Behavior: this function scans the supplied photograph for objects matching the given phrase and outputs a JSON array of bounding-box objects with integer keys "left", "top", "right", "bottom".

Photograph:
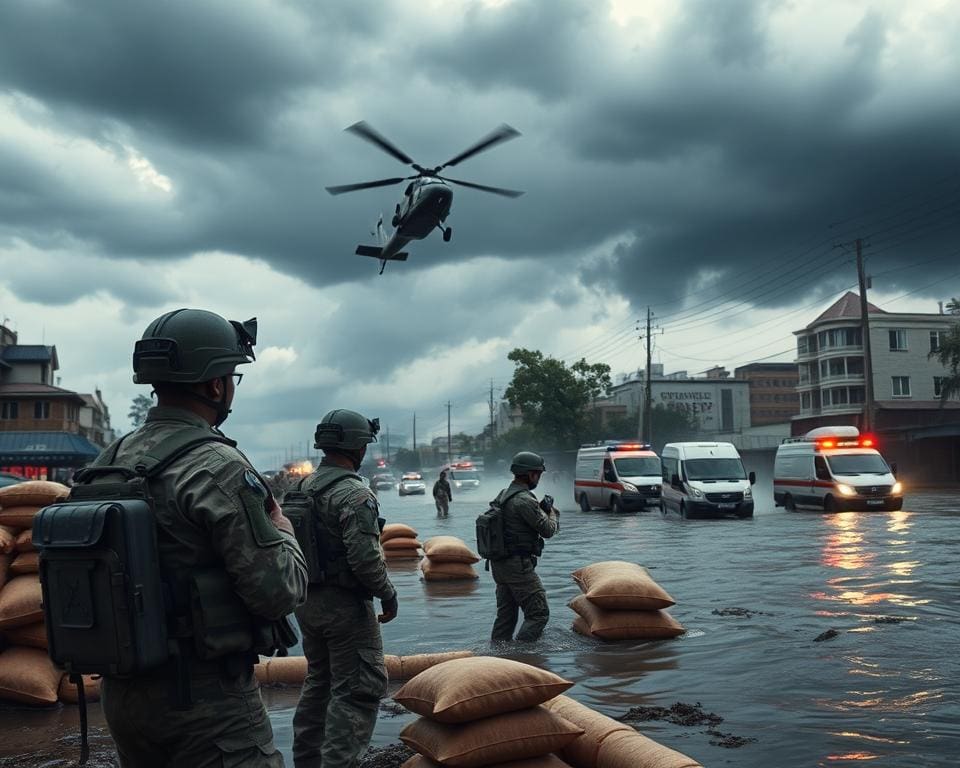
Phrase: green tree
[
  {"left": 945, "top": 297, "right": 960, "bottom": 315},
  {"left": 128, "top": 393, "right": 153, "bottom": 427},
  {"left": 584, "top": 404, "right": 699, "bottom": 448},
  {"left": 929, "top": 319, "right": 960, "bottom": 403},
  {"left": 503, "top": 349, "right": 612, "bottom": 449}
]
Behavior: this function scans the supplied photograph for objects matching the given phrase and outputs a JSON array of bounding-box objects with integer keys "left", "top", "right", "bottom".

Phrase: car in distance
[
  {"left": 449, "top": 467, "right": 481, "bottom": 491},
  {"left": 398, "top": 472, "right": 426, "bottom": 496},
  {"left": 0, "top": 471, "right": 25, "bottom": 489},
  {"left": 371, "top": 473, "right": 397, "bottom": 491}
]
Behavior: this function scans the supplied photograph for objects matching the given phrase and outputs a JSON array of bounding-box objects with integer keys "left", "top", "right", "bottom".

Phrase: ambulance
[
  {"left": 660, "top": 442, "right": 755, "bottom": 518},
  {"left": 574, "top": 442, "right": 662, "bottom": 512},
  {"left": 773, "top": 426, "right": 903, "bottom": 512}
]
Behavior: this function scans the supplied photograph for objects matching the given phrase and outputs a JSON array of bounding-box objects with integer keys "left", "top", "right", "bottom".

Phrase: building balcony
[
  {"left": 822, "top": 403, "right": 864, "bottom": 414},
  {"left": 819, "top": 372, "right": 865, "bottom": 385}
]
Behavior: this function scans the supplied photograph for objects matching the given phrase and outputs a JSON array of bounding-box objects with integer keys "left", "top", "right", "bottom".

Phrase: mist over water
[{"left": 3, "top": 478, "right": 957, "bottom": 767}]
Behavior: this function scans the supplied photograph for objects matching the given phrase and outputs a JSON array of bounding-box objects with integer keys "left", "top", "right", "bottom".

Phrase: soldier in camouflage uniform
[
  {"left": 490, "top": 451, "right": 559, "bottom": 643},
  {"left": 97, "top": 309, "right": 308, "bottom": 768},
  {"left": 293, "top": 409, "right": 398, "bottom": 768}
]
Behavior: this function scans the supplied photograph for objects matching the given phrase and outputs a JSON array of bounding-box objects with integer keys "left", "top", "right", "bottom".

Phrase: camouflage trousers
[
  {"left": 293, "top": 586, "right": 388, "bottom": 768},
  {"left": 490, "top": 555, "right": 550, "bottom": 642},
  {"left": 434, "top": 494, "right": 449, "bottom": 517},
  {"left": 101, "top": 665, "right": 283, "bottom": 767}
]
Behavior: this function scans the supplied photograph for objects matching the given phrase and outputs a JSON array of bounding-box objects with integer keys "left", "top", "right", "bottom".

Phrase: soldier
[
  {"left": 490, "top": 451, "right": 559, "bottom": 643},
  {"left": 97, "top": 308, "right": 308, "bottom": 767},
  {"left": 293, "top": 409, "right": 398, "bottom": 768},
  {"left": 432, "top": 469, "right": 452, "bottom": 517}
]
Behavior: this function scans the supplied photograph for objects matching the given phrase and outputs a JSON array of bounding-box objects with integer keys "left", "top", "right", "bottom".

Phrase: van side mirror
[
  {"left": 890, "top": 462, "right": 898, "bottom": 477},
  {"left": 749, "top": 471, "right": 756, "bottom": 486},
  {"left": 671, "top": 473, "right": 682, "bottom": 488}
]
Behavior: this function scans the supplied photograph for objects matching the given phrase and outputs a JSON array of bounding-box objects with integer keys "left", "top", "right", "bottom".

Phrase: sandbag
[
  {"left": 0, "top": 505, "right": 41, "bottom": 531},
  {"left": 58, "top": 673, "right": 102, "bottom": 704},
  {"left": 0, "top": 480, "right": 69, "bottom": 508},
  {"left": 385, "top": 548, "right": 422, "bottom": 560},
  {"left": 421, "top": 559, "right": 478, "bottom": 581},
  {"left": 400, "top": 706, "right": 584, "bottom": 768},
  {"left": 382, "top": 523, "right": 419, "bottom": 542},
  {"left": 422, "top": 536, "right": 481, "bottom": 564},
  {"left": 0, "top": 575, "right": 43, "bottom": 629},
  {"left": 570, "top": 596, "right": 684, "bottom": 641},
  {"left": 0, "top": 554, "right": 10, "bottom": 591},
  {"left": 9, "top": 551, "right": 39, "bottom": 576},
  {"left": 402, "top": 755, "right": 574, "bottom": 768},
  {"left": 597, "top": 729, "right": 703, "bottom": 768},
  {"left": 572, "top": 562, "right": 675, "bottom": 610},
  {"left": 383, "top": 537, "right": 424, "bottom": 550},
  {"left": 544, "top": 695, "right": 635, "bottom": 768},
  {"left": 386, "top": 654, "right": 403, "bottom": 681},
  {"left": 0, "top": 525, "right": 16, "bottom": 555},
  {"left": 4, "top": 621, "right": 47, "bottom": 650},
  {"left": 0, "top": 646, "right": 62, "bottom": 705},
  {"left": 265, "top": 655, "right": 307, "bottom": 685},
  {"left": 14, "top": 529, "right": 34, "bottom": 553},
  {"left": 400, "top": 651, "right": 474, "bottom": 680},
  {"left": 395, "top": 656, "right": 573, "bottom": 724}
]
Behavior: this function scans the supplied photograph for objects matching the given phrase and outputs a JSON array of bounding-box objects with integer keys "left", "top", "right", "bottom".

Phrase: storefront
[{"left": 0, "top": 430, "right": 101, "bottom": 483}]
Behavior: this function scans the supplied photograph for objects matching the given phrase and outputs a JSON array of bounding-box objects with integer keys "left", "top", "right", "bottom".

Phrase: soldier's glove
[
  {"left": 540, "top": 495, "right": 555, "bottom": 514},
  {"left": 378, "top": 592, "right": 399, "bottom": 624}
]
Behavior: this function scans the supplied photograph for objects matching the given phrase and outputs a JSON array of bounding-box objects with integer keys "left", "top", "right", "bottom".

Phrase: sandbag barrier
[
  {"left": 254, "top": 650, "right": 475, "bottom": 686},
  {"left": 421, "top": 536, "right": 480, "bottom": 581},
  {"left": 0, "top": 481, "right": 95, "bottom": 706},
  {"left": 570, "top": 561, "right": 685, "bottom": 641},
  {"left": 382, "top": 522, "right": 423, "bottom": 560}
]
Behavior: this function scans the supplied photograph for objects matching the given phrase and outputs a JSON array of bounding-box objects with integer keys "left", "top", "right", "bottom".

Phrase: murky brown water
[{"left": 3, "top": 480, "right": 958, "bottom": 767}]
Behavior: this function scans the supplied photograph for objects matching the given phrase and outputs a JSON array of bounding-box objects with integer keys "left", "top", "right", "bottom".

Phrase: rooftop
[
  {"left": 0, "top": 344, "right": 57, "bottom": 364},
  {"left": 812, "top": 292, "right": 886, "bottom": 324},
  {"left": 0, "top": 383, "right": 86, "bottom": 402}
]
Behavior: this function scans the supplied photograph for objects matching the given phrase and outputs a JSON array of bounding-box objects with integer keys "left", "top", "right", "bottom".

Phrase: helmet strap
[{"left": 185, "top": 376, "right": 231, "bottom": 427}]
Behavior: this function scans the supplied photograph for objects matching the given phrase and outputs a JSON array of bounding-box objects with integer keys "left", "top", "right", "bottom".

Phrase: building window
[
  {"left": 34, "top": 401, "right": 51, "bottom": 419},
  {"left": 798, "top": 336, "right": 810, "bottom": 355},
  {"left": 1, "top": 402, "right": 19, "bottom": 419},
  {"left": 891, "top": 376, "right": 911, "bottom": 398},
  {"left": 849, "top": 386, "right": 865, "bottom": 404},
  {"left": 930, "top": 331, "right": 947, "bottom": 353},
  {"left": 801, "top": 392, "right": 811, "bottom": 410},
  {"left": 888, "top": 329, "right": 908, "bottom": 351}
]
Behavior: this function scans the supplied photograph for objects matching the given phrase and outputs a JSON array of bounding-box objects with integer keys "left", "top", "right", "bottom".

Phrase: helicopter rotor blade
[
  {"left": 325, "top": 177, "right": 410, "bottom": 195},
  {"left": 345, "top": 121, "right": 416, "bottom": 166},
  {"left": 439, "top": 124, "right": 521, "bottom": 169},
  {"left": 439, "top": 176, "right": 525, "bottom": 198}
]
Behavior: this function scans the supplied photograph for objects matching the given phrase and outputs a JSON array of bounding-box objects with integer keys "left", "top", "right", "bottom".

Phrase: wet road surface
[{"left": 2, "top": 481, "right": 957, "bottom": 767}]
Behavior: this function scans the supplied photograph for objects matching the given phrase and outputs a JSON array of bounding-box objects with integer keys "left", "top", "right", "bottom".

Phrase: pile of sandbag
[
  {"left": 544, "top": 695, "right": 703, "bottom": 768},
  {"left": 421, "top": 536, "right": 480, "bottom": 581},
  {"left": 569, "top": 561, "right": 684, "bottom": 641},
  {"left": 382, "top": 523, "right": 423, "bottom": 560},
  {"left": 0, "top": 480, "right": 96, "bottom": 706},
  {"left": 395, "top": 656, "right": 583, "bottom": 767},
  {"left": 255, "top": 649, "right": 475, "bottom": 686}
]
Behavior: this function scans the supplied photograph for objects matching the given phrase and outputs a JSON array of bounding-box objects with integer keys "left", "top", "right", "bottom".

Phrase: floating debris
[
  {"left": 379, "top": 700, "right": 410, "bottom": 718},
  {"left": 874, "top": 616, "right": 906, "bottom": 624},
  {"left": 618, "top": 701, "right": 723, "bottom": 727},
  {"left": 360, "top": 743, "right": 415, "bottom": 768},
  {"left": 711, "top": 607, "right": 768, "bottom": 618},
  {"left": 813, "top": 629, "right": 841, "bottom": 642},
  {"left": 707, "top": 729, "right": 757, "bottom": 748}
]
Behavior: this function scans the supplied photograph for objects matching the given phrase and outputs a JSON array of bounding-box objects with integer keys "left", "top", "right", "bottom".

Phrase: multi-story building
[
  {"left": 0, "top": 324, "right": 104, "bottom": 480},
  {"left": 734, "top": 362, "right": 800, "bottom": 426},
  {"left": 792, "top": 292, "right": 960, "bottom": 483}
]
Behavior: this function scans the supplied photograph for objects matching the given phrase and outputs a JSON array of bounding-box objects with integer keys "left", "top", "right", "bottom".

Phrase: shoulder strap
[
  {"left": 496, "top": 487, "right": 525, "bottom": 508},
  {"left": 309, "top": 471, "right": 362, "bottom": 499}
]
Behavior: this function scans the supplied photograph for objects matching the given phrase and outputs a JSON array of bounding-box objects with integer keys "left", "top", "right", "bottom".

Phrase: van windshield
[
  {"left": 684, "top": 458, "right": 746, "bottom": 481},
  {"left": 827, "top": 453, "right": 889, "bottom": 475},
  {"left": 451, "top": 470, "right": 479, "bottom": 481},
  {"left": 614, "top": 457, "right": 661, "bottom": 476}
]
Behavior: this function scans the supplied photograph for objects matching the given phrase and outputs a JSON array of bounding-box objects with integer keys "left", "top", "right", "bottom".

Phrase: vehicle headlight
[
  {"left": 622, "top": 482, "right": 638, "bottom": 493},
  {"left": 652, "top": 484, "right": 661, "bottom": 492},
  {"left": 892, "top": 481, "right": 903, "bottom": 494},
  {"left": 744, "top": 487, "right": 752, "bottom": 498},
  {"left": 691, "top": 487, "right": 703, "bottom": 498},
  {"left": 836, "top": 483, "right": 856, "bottom": 497}
]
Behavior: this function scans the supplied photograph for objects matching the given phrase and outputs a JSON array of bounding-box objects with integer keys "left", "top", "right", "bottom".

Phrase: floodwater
[{"left": 2, "top": 479, "right": 958, "bottom": 767}]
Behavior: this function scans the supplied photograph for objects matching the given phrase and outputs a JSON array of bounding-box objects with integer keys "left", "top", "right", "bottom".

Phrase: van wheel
[
  {"left": 679, "top": 501, "right": 687, "bottom": 518},
  {"left": 784, "top": 494, "right": 796, "bottom": 513},
  {"left": 579, "top": 493, "right": 590, "bottom": 512},
  {"left": 824, "top": 495, "right": 837, "bottom": 512},
  {"left": 610, "top": 496, "right": 621, "bottom": 513}
]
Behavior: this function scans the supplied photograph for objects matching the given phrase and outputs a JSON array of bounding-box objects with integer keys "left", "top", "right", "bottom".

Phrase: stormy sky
[{"left": 1, "top": 0, "right": 959, "bottom": 467}]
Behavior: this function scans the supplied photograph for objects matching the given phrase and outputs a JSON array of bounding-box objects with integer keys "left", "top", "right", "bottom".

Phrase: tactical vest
[{"left": 501, "top": 488, "right": 544, "bottom": 557}]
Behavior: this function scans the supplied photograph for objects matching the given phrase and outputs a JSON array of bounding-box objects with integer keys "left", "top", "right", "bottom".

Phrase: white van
[
  {"left": 774, "top": 426, "right": 903, "bottom": 512},
  {"left": 660, "top": 442, "right": 755, "bottom": 518},
  {"left": 574, "top": 442, "right": 662, "bottom": 512}
]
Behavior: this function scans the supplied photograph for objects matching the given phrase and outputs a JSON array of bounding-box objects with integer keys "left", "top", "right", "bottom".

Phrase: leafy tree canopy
[
  {"left": 128, "top": 393, "right": 153, "bottom": 428},
  {"left": 930, "top": 319, "right": 960, "bottom": 403}
]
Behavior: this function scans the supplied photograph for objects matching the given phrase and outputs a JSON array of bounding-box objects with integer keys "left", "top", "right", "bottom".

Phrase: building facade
[
  {"left": 792, "top": 292, "right": 960, "bottom": 484},
  {"left": 734, "top": 362, "right": 800, "bottom": 426}
]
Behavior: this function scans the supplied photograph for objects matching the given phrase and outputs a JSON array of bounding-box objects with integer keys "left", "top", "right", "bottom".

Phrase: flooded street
[{"left": 2, "top": 481, "right": 958, "bottom": 767}]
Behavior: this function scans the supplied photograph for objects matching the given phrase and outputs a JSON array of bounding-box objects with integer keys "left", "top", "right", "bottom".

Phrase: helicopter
[{"left": 326, "top": 121, "right": 524, "bottom": 273}]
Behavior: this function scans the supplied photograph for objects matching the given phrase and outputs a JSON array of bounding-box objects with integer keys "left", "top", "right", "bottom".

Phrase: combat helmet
[
  {"left": 132, "top": 309, "right": 257, "bottom": 384},
  {"left": 510, "top": 451, "right": 546, "bottom": 474},
  {"left": 314, "top": 409, "right": 380, "bottom": 450}
]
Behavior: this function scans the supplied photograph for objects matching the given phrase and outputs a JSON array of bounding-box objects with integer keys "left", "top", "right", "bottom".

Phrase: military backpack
[{"left": 475, "top": 489, "right": 524, "bottom": 562}]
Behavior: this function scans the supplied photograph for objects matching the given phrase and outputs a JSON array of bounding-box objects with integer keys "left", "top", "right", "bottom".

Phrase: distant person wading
[{"left": 433, "top": 470, "right": 452, "bottom": 518}]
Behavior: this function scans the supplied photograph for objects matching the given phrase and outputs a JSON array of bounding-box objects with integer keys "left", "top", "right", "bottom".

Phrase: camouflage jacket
[
  {"left": 96, "top": 406, "right": 308, "bottom": 620},
  {"left": 499, "top": 481, "right": 559, "bottom": 555},
  {"left": 302, "top": 462, "right": 396, "bottom": 602}
]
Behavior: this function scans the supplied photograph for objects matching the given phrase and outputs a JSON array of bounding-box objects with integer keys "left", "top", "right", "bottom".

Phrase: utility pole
[
  {"left": 488, "top": 379, "right": 496, "bottom": 448},
  {"left": 446, "top": 401, "right": 452, "bottom": 465},
  {"left": 385, "top": 424, "right": 391, "bottom": 463},
  {"left": 856, "top": 238, "right": 876, "bottom": 433},
  {"left": 412, "top": 412, "right": 417, "bottom": 455},
  {"left": 644, "top": 307, "right": 653, "bottom": 445}
]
